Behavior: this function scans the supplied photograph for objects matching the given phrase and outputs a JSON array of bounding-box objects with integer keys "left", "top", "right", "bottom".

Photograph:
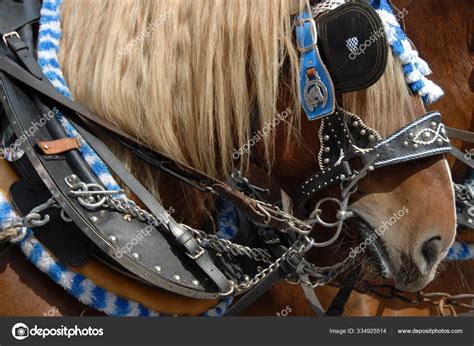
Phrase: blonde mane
[{"left": 58, "top": 0, "right": 414, "bottom": 225}]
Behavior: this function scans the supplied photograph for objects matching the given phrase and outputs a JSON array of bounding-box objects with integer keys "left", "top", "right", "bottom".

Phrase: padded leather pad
[{"left": 316, "top": 3, "right": 388, "bottom": 93}]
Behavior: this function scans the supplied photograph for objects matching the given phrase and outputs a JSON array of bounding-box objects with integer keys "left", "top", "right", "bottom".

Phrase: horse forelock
[{"left": 58, "top": 0, "right": 307, "bottom": 176}]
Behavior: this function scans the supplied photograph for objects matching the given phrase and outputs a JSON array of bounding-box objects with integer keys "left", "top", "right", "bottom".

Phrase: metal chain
[
  {"left": 69, "top": 182, "right": 354, "bottom": 292},
  {"left": 355, "top": 281, "right": 474, "bottom": 316},
  {"left": 454, "top": 183, "right": 473, "bottom": 203},
  {"left": 299, "top": 255, "right": 354, "bottom": 288},
  {"left": 252, "top": 200, "right": 314, "bottom": 235},
  {"left": 1, "top": 197, "right": 59, "bottom": 243},
  {"left": 235, "top": 237, "right": 313, "bottom": 292},
  {"left": 101, "top": 195, "right": 277, "bottom": 265},
  {"left": 189, "top": 228, "right": 273, "bottom": 264}
]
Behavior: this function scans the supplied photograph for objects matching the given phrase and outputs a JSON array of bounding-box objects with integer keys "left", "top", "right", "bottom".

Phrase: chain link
[
  {"left": 355, "top": 281, "right": 474, "bottom": 315},
  {"left": 299, "top": 255, "right": 354, "bottom": 288},
  {"left": 188, "top": 228, "right": 273, "bottom": 264},
  {"left": 68, "top": 182, "right": 354, "bottom": 293},
  {"left": 454, "top": 183, "right": 473, "bottom": 203}
]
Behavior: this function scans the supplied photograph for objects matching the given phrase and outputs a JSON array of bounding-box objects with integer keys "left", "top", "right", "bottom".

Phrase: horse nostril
[{"left": 421, "top": 236, "right": 442, "bottom": 270}]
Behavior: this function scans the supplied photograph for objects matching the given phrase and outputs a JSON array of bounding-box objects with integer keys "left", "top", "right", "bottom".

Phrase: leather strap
[
  {"left": 37, "top": 138, "right": 81, "bottom": 155},
  {"left": 444, "top": 127, "right": 474, "bottom": 168},
  {"left": 0, "top": 55, "right": 301, "bottom": 236},
  {"left": 69, "top": 118, "right": 232, "bottom": 294},
  {"left": 224, "top": 253, "right": 304, "bottom": 316},
  {"left": 294, "top": 161, "right": 352, "bottom": 214},
  {"left": 324, "top": 284, "right": 353, "bottom": 316},
  {"left": 450, "top": 146, "right": 474, "bottom": 169},
  {"left": 300, "top": 276, "right": 325, "bottom": 316},
  {"left": 294, "top": 110, "right": 452, "bottom": 215},
  {"left": 3, "top": 34, "right": 43, "bottom": 79},
  {"left": 445, "top": 127, "right": 474, "bottom": 144},
  {"left": 295, "top": 12, "right": 335, "bottom": 120}
]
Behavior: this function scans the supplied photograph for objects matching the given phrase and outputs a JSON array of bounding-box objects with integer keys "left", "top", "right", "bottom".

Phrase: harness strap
[
  {"left": 300, "top": 276, "right": 325, "bottom": 316},
  {"left": 295, "top": 11, "right": 335, "bottom": 120},
  {"left": 0, "top": 1, "right": 42, "bottom": 79},
  {"left": 224, "top": 252, "right": 304, "bottom": 316},
  {"left": 0, "top": 55, "right": 304, "bottom": 236},
  {"left": 69, "top": 119, "right": 233, "bottom": 294},
  {"left": 445, "top": 127, "right": 474, "bottom": 168},
  {"left": 324, "top": 284, "right": 354, "bottom": 316},
  {"left": 293, "top": 109, "right": 452, "bottom": 215}
]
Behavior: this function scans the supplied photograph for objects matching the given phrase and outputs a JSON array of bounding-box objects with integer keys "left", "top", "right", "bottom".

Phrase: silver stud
[
  {"left": 368, "top": 135, "right": 375, "bottom": 141},
  {"left": 90, "top": 216, "right": 99, "bottom": 223},
  {"left": 408, "top": 132, "right": 414, "bottom": 139},
  {"left": 352, "top": 121, "right": 358, "bottom": 127},
  {"left": 402, "top": 141, "right": 409, "bottom": 148},
  {"left": 431, "top": 121, "right": 437, "bottom": 129},
  {"left": 192, "top": 279, "right": 199, "bottom": 287},
  {"left": 323, "top": 158, "right": 330, "bottom": 164},
  {"left": 108, "top": 235, "right": 117, "bottom": 243},
  {"left": 437, "top": 138, "right": 444, "bottom": 145},
  {"left": 154, "top": 265, "right": 162, "bottom": 272},
  {"left": 323, "top": 135, "right": 329, "bottom": 141},
  {"left": 173, "top": 274, "right": 181, "bottom": 282},
  {"left": 441, "top": 127, "right": 446, "bottom": 135},
  {"left": 324, "top": 147, "right": 330, "bottom": 153},
  {"left": 412, "top": 144, "right": 419, "bottom": 150},
  {"left": 422, "top": 132, "right": 431, "bottom": 140},
  {"left": 131, "top": 252, "right": 140, "bottom": 260},
  {"left": 360, "top": 129, "right": 366, "bottom": 136}
]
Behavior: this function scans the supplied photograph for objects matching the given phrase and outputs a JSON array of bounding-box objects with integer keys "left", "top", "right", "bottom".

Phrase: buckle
[
  {"left": 187, "top": 246, "right": 205, "bottom": 260},
  {"left": 2, "top": 31, "right": 20, "bottom": 46},
  {"left": 296, "top": 18, "right": 318, "bottom": 53}
]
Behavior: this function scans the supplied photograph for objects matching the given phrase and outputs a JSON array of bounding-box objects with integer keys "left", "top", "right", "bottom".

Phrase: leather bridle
[{"left": 0, "top": 0, "right": 459, "bottom": 316}]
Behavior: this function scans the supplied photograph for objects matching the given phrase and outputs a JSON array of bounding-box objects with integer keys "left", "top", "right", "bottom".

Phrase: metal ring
[
  {"left": 60, "top": 209, "right": 73, "bottom": 223},
  {"left": 219, "top": 281, "right": 236, "bottom": 297},
  {"left": 468, "top": 206, "right": 474, "bottom": 218},
  {"left": 310, "top": 197, "right": 342, "bottom": 228},
  {"left": 75, "top": 183, "right": 108, "bottom": 209},
  {"left": 9, "top": 227, "right": 27, "bottom": 243},
  {"left": 311, "top": 221, "right": 344, "bottom": 248}
]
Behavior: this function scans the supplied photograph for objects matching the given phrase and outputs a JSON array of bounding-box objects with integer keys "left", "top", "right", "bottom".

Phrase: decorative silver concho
[{"left": 304, "top": 73, "right": 328, "bottom": 112}]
